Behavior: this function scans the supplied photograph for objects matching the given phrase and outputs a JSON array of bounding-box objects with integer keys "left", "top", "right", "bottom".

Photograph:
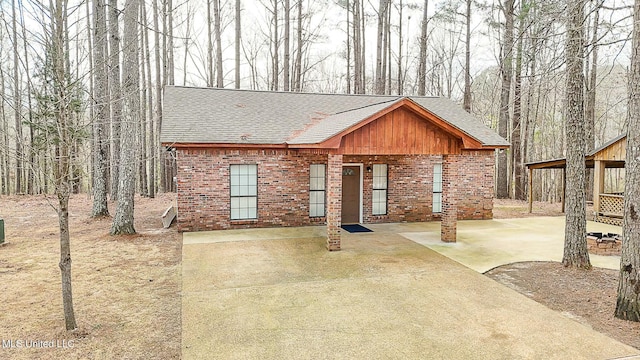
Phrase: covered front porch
[{"left": 323, "top": 153, "right": 461, "bottom": 251}]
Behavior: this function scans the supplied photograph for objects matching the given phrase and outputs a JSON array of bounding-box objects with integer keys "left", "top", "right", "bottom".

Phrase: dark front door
[{"left": 341, "top": 166, "right": 360, "bottom": 224}]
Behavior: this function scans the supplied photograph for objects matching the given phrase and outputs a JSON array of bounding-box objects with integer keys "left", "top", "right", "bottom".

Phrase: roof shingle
[{"left": 160, "top": 86, "right": 509, "bottom": 148}]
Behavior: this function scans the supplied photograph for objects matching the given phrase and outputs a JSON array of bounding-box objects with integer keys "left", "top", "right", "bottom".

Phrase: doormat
[{"left": 341, "top": 224, "right": 373, "bottom": 233}]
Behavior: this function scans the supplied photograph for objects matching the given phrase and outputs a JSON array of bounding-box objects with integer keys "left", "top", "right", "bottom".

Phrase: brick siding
[{"left": 176, "top": 148, "right": 495, "bottom": 232}]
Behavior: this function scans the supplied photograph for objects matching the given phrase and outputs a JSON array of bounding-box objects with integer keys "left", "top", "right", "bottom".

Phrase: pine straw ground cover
[{"left": 0, "top": 193, "right": 181, "bottom": 359}]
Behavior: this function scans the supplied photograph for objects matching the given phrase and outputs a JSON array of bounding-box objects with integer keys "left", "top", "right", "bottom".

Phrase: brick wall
[{"left": 176, "top": 148, "right": 495, "bottom": 232}]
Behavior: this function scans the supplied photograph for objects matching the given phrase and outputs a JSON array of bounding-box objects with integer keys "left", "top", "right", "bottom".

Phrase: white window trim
[
  {"left": 433, "top": 163, "right": 443, "bottom": 213},
  {"left": 230, "top": 164, "right": 258, "bottom": 220},
  {"left": 309, "top": 164, "right": 326, "bottom": 217},
  {"left": 372, "top": 164, "right": 388, "bottom": 216}
]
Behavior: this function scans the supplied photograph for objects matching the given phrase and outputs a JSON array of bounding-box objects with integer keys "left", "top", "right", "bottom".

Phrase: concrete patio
[{"left": 182, "top": 218, "right": 637, "bottom": 360}]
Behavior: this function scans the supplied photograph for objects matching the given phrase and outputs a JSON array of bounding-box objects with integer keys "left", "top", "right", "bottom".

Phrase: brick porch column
[
  {"left": 441, "top": 155, "right": 458, "bottom": 242},
  {"left": 326, "top": 154, "right": 343, "bottom": 251}
]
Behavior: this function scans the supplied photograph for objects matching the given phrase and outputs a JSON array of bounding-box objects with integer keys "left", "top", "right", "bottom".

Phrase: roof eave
[{"left": 162, "top": 142, "right": 289, "bottom": 149}]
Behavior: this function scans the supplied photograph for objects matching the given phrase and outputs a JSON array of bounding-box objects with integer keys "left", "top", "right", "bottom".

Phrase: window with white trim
[
  {"left": 372, "top": 164, "right": 388, "bottom": 215},
  {"left": 230, "top": 164, "right": 258, "bottom": 220},
  {"left": 433, "top": 163, "right": 443, "bottom": 213},
  {"left": 309, "top": 164, "right": 326, "bottom": 217}
]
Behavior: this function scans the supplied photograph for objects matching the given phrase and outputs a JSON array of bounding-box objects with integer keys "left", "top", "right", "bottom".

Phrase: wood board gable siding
[
  {"left": 593, "top": 136, "right": 626, "bottom": 162},
  {"left": 337, "top": 107, "right": 462, "bottom": 155}
]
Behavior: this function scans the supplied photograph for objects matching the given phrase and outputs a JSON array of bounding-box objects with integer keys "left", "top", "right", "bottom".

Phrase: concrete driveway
[
  {"left": 182, "top": 226, "right": 639, "bottom": 360},
  {"left": 388, "top": 217, "right": 623, "bottom": 272}
]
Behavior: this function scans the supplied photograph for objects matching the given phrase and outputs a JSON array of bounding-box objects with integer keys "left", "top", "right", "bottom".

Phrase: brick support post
[
  {"left": 326, "top": 154, "right": 343, "bottom": 251},
  {"left": 441, "top": 155, "right": 458, "bottom": 242}
]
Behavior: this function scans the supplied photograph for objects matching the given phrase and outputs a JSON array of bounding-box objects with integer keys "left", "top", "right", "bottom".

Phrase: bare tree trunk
[
  {"left": 139, "top": 1, "right": 148, "bottom": 196},
  {"left": 352, "top": 0, "right": 362, "bottom": 94},
  {"left": 293, "top": 0, "right": 303, "bottom": 91},
  {"left": 615, "top": 0, "right": 640, "bottom": 322},
  {"left": 360, "top": 0, "right": 366, "bottom": 92},
  {"left": 496, "top": 0, "right": 514, "bottom": 199},
  {"left": 111, "top": 0, "right": 139, "bottom": 235},
  {"left": 284, "top": 0, "right": 290, "bottom": 91},
  {"left": 12, "top": 0, "right": 23, "bottom": 194},
  {"left": 52, "top": 0, "right": 77, "bottom": 330},
  {"left": 562, "top": 0, "right": 590, "bottom": 269},
  {"left": 346, "top": 0, "right": 351, "bottom": 94},
  {"left": 512, "top": 1, "right": 527, "bottom": 201},
  {"left": 143, "top": 0, "right": 155, "bottom": 198},
  {"left": 109, "top": 0, "right": 122, "bottom": 201},
  {"left": 182, "top": 3, "right": 193, "bottom": 86},
  {"left": 92, "top": 0, "right": 110, "bottom": 217},
  {"left": 235, "top": 0, "right": 241, "bottom": 89},
  {"left": 272, "top": 0, "right": 279, "bottom": 91},
  {"left": 207, "top": 0, "right": 214, "bottom": 87},
  {"left": 384, "top": 5, "right": 391, "bottom": 94},
  {"left": 417, "top": 0, "right": 428, "bottom": 96},
  {"left": 18, "top": 5, "right": 35, "bottom": 194},
  {"left": 167, "top": 0, "right": 174, "bottom": 85},
  {"left": 584, "top": 2, "right": 599, "bottom": 201},
  {"left": 213, "top": 0, "right": 223, "bottom": 87},
  {"left": 0, "top": 59, "right": 8, "bottom": 194},
  {"left": 462, "top": 0, "right": 471, "bottom": 111},
  {"left": 397, "top": 0, "right": 403, "bottom": 95},
  {"left": 153, "top": 0, "right": 163, "bottom": 195},
  {"left": 375, "top": 0, "right": 390, "bottom": 94}
]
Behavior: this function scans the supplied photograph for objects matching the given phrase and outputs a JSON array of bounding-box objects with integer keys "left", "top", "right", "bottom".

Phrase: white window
[
  {"left": 230, "top": 164, "right": 258, "bottom": 220},
  {"left": 433, "top": 163, "right": 443, "bottom": 213},
  {"left": 372, "top": 164, "right": 388, "bottom": 215},
  {"left": 309, "top": 164, "right": 326, "bottom": 217}
]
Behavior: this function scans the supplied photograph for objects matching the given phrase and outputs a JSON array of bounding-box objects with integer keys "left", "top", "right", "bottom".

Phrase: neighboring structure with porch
[
  {"left": 525, "top": 133, "right": 626, "bottom": 226},
  {"left": 160, "top": 86, "right": 509, "bottom": 250}
]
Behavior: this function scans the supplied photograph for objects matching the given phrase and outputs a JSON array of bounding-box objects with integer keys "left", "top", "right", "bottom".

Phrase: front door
[{"left": 341, "top": 166, "right": 360, "bottom": 224}]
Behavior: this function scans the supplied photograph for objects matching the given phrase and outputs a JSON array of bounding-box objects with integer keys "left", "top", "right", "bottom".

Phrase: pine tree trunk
[
  {"left": 206, "top": 0, "right": 214, "bottom": 87},
  {"left": 294, "top": 0, "right": 302, "bottom": 91},
  {"left": 143, "top": 0, "right": 155, "bottom": 198},
  {"left": 139, "top": 3, "right": 148, "bottom": 197},
  {"left": 584, "top": 4, "right": 599, "bottom": 202},
  {"left": 397, "top": 0, "right": 403, "bottom": 95},
  {"left": 0, "top": 62, "right": 8, "bottom": 194},
  {"left": 153, "top": 0, "right": 163, "bottom": 195},
  {"left": 417, "top": 0, "right": 428, "bottom": 96},
  {"left": 283, "top": 0, "right": 290, "bottom": 91},
  {"left": 111, "top": 0, "right": 139, "bottom": 235},
  {"left": 463, "top": 0, "right": 471, "bottom": 111},
  {"left": 374, "top": 0, "right": 389, "bottom": 94},
  {"left": 167, "top": 0, "right": 175, "bottom": 85},
  {"left": 615, "top": 0, "right": 640, "bottom": 322},
  {"left": 235, "top": 0, "right": 241, "bottom": 89},
  {"left": 512, "top": 2, "right": 528, "bottom": 201},
  {"left": 352, "top": 0, "right": 362, "bottom": 94},
  {"left": 92, "top": 0, "right": 110, "bottom": 217},
  {"left": 272, "top": 0, "right": 279, "bottom": 91},
  {"left": 213, "top": 0, "right": 223, "bottom": 87},
  {"left": 562, "top": 0, "right": 590, "bottom": 269},
  {"left": 12, "top": 0, "right": 23, "bottom": 194},
  {"left": 109, "top": 0, "right": 122, "bottom": 201},
  {"left": 496, "top": 0, "right": 514, "bottom": 199}
]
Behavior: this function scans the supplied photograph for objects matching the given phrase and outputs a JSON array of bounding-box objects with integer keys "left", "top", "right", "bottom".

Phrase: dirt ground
[
  {"left": 490, "top": 199, "right": 640, "bottom": 350},
  {"left": 0, "top": 193, "right": 181, "bottom": 359}
]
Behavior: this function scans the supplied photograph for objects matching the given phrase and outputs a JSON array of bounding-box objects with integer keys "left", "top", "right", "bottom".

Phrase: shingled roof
[{"left": 160, "top": 86, "right": 509, "bottom": 148}]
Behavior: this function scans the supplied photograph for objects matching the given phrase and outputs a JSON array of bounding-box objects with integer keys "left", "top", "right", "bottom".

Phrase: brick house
[{"left": 160, "top": 86, "right": 509, "bottom": 250}]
